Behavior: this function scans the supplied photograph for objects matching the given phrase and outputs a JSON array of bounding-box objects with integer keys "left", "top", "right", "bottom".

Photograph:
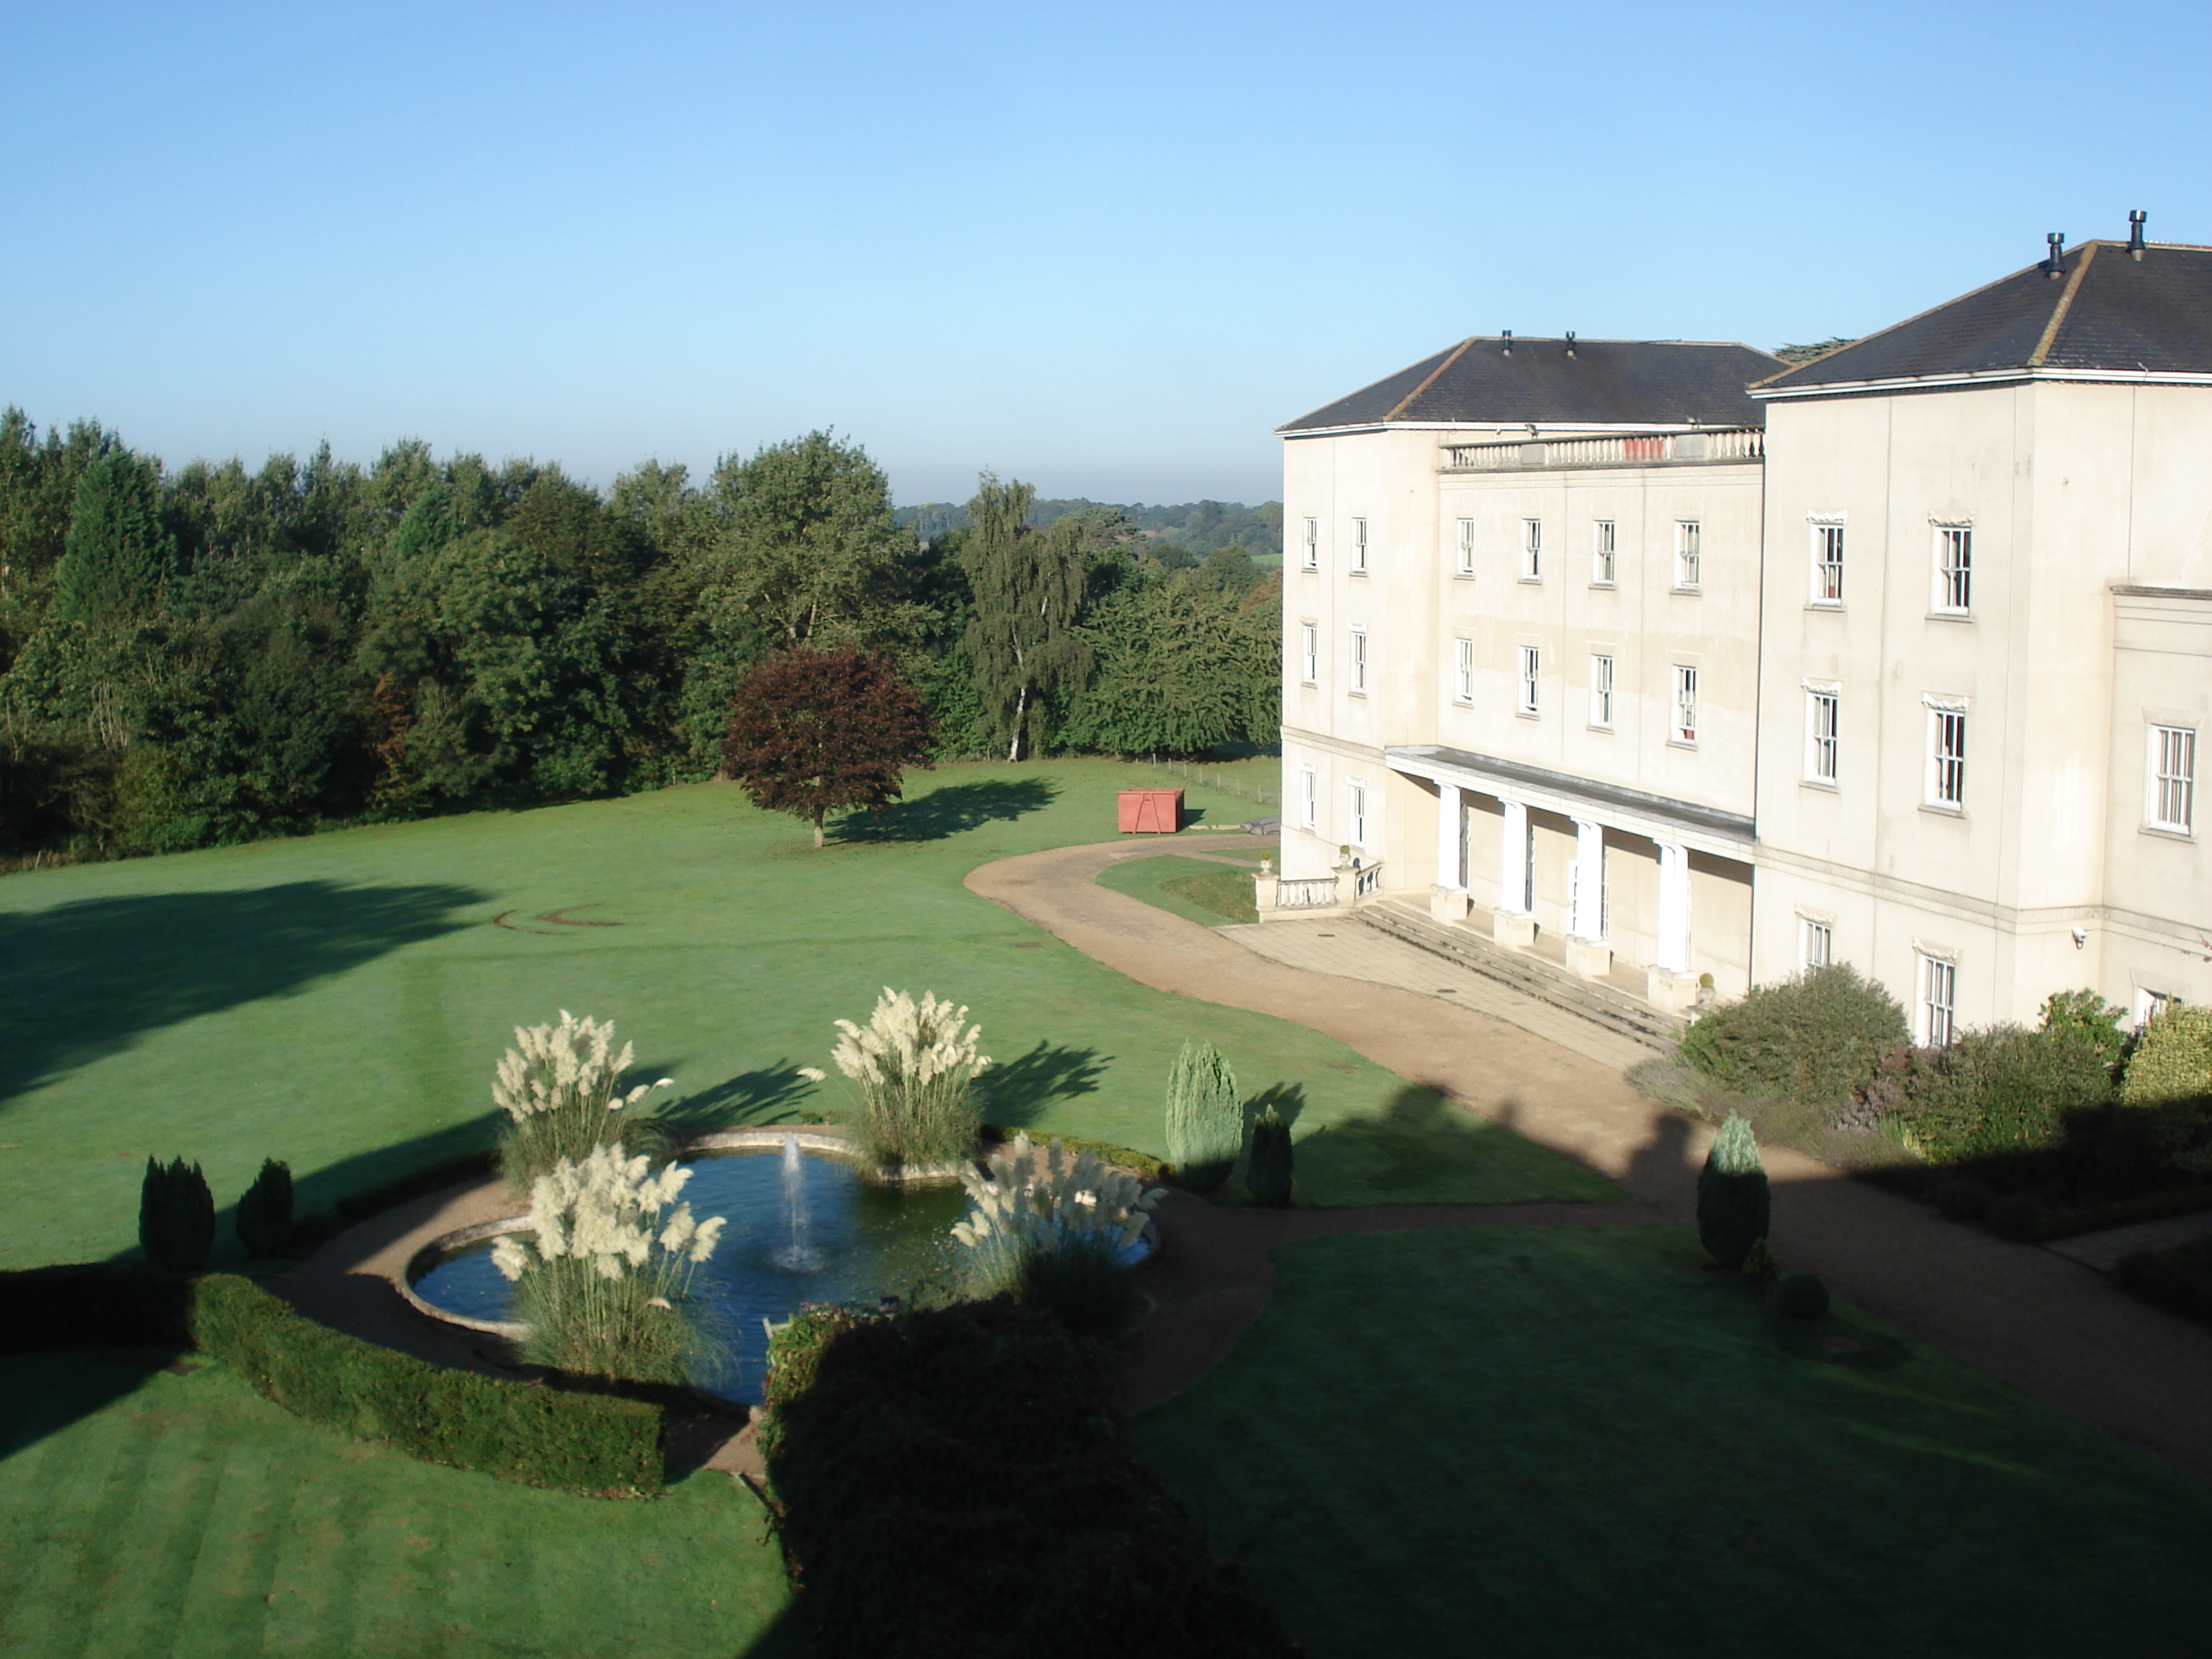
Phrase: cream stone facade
[{"left": 1275, "top": 239, "right": 2212, "bottom": 1035}]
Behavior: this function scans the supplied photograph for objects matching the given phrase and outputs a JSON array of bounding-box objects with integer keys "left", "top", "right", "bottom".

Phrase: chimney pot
[
  {"left": 1501, "top": 330, "right": 1512, "bottom": 356},
  {"left": 2130, "top": 209, "right": 2148, "bottom": 261},
  {"left": 2044, "top": 232, "right": 2067, "bottom": 278}
]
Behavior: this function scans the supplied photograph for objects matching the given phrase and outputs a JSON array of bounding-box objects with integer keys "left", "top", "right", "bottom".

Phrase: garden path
[{"left": 968, "top": 836, "right": 2212, "bottom": 1483}]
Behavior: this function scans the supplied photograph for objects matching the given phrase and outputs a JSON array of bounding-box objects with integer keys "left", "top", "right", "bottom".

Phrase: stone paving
[
  {"left": 1218, "top": 917, "right": 1656, "bottom": 1074},
  {"left": 2045, "top": 1207, "right": 2212, "bottom": 1273}
]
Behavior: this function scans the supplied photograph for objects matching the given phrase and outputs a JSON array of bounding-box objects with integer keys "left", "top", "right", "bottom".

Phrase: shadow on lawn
[
  {"left": 0, "top": 880, "right": 484, "bottom": 1112},
  {"left": 833, "top": 776, "right": 1057, "bottom": 844},
  {"left": 659, "top": 1064, "right": 819, "bottom": 1130},
  {"left": 973, "top": 1041, "right": 1107, "bottom": 1128}
]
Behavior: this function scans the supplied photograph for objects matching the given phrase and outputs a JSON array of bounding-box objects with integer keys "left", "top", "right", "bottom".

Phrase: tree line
[{"left": 0, "top": 413, "right": 1280, "bottom": 862}]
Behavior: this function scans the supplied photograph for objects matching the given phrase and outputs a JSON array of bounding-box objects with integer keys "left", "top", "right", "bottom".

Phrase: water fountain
[{"left": 772, "top": 1131, "right": 822, "bottom": 1272}]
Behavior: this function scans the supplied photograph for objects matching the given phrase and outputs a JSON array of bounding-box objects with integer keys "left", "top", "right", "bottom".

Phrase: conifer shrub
[
  {"left": 138, "top": 1156, "right": 215, "bottom": 1273},
  {"left": 1245, "top": 1104, "right": 1295, "bottom": 1206},
  {"left": 1678, "top": 965, "right": 1906, "bottom": 1111},
  {"left": 1696, "top": 1114, "right": 1770, "bottom": 1269},
  {"left": 1740, "top": 1236, "right": 1781, "bottom": 1288},
  {"left": 1776, "top": 1273, "right": 1829, "bottom": 1320},
  {"left": 234, "top": 1158, "right": 294, "bottom": 1258},
  {"left": 1164, "top": 1039, "right": 1242, "bottom": 1191}
]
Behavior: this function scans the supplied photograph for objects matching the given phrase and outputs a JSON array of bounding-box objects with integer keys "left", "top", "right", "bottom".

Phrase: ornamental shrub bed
[
  {"left": 760, "top": 1300, "right": 1296, "bottom": 1658},
  {"left": 189, "top": 1275, "right": 665, "bottom": 1496},
  {"left": 1677, "top": 965, "right": 1906, "bottom": 1114}
]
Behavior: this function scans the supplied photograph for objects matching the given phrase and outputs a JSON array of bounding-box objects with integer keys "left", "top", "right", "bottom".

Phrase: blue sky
[{"left": 4, "top": 2, "right": 2207, "bottom": 507}]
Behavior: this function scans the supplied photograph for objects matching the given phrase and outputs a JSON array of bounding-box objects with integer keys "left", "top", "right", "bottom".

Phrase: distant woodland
[{"left": 0, "top": 414, "right": 1280, "bottom": 864}]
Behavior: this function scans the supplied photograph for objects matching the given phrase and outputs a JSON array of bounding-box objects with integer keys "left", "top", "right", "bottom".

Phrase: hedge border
[{"left": 2, "top": 1265, "right": 665, "bottom": 1498}]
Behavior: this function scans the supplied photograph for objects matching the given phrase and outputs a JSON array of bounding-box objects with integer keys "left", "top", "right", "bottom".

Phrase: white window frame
[
  {"left": 1811, "top": 518, "right": 1846, "bottom": 605},
  {"left": 2149, "top": 724, "right": 2196, "bottom": 833},
  {"left": 1350, "top": 516, "right": 1368, "bottom": 574},
  {"left": 1918, "top": 953, "right": 1959, "bottom": 1048},
  {"left": 1516, "top": 645, "right": 1540, "bottom": 716},
  {"left": 1349, "top": 627, "right": 1368, "bottom": 695},
  {"left": 1804, "top": 687, "right": 1839, "bottom": 784},
  {"left": 2134, "top": 987, "right": 2173, "bottom": 1030},
  {"left": 1452, "top": 637, "right": 1474, "bottom": 703},
  {"left": 1520, "top": 518, "right": 1542, "bottom": 582},
  {"left": 1671, "top": 665, "right": 1698, "bottom": 745},
  {"left": 1589, "top": 653, "right": 1614, "bottom": 729},
  {"left": 1298, "top": 764, "right": 1317, "bottom": 830},
  {"left": 1347, "top": 779, "right": 1368, "bottom": 847},
  {"left": 1801, "top": 917, "right": 1833, "bottom": 972},
  {"left": 1591, "top": 519, "right": 1616, "bottom": 586},
  {"left": 1298, "top": 622, "right": 1318, "bottom": 686},
  {"left": 1925, "top": 700, "right": 1967, "bottom": 809},
  {"left": 1300, "top": 516, "right": 1318, "bottom": 571},
  {"left": 1454, "top": 517, "right": 1474, "bottom": 577},
  {"left": 1933, "top": 523, "right": 1972, "bottom": 614},
  {"left": 1673, "top": 520, "right": 1701, "bottom": 591}
]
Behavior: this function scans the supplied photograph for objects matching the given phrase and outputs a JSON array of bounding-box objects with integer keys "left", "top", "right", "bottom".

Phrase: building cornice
[
  {"left": 1752, "top": 365, "right": 2212, "bottom": 403},
  {"left": 1384, "top": 743, "right": 1755, "bottom": 855}
]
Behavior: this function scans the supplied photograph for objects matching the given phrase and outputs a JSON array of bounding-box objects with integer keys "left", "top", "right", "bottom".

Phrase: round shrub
[
  {"left": 1740, "top": 1236, "right": 1780, "bottom": 1288},
  {"left": 1678, "top": 965, "right": 1907, "bottom": 1111},
  {"left": 1696, "top": 1115, "right": 1771, "bottom": 1269},
  {"left": 1777, "top": 1273, "right": 1829, "bottom": 1320}
]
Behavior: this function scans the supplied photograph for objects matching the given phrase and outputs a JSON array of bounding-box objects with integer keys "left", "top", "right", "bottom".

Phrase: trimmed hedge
[
  {"left": 761, "top": 1301, "right": 1298, "bottom": 1657},
  {"left": 0, "top": 1262, "right": 195, "bottom": 1353},
  {"left": 190, "top": 1275, "right": 665, "bottom": 1497}
]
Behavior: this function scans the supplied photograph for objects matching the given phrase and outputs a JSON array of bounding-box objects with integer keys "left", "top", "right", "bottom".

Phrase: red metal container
[{"left": 1117, "top": 788, "right": 1183, "bottom": 834}]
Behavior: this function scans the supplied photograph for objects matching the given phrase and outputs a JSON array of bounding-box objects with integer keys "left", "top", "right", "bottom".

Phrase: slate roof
[
  {"left": 1279, "top": 338, "right": 1785, "bottom": 434},
  {"left": 1758, "top": 243, "right": 2212, "bottom": 392}
]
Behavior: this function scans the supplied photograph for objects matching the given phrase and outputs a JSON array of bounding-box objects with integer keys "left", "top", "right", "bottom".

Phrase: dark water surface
[{"left": 412, "top": 1149, "right": 969, "bottom": 1402}]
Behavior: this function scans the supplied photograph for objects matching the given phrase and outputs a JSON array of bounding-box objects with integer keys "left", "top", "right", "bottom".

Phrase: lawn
[
  {"left": 0, "top": 1350, "right": 799, "bottom": 1659},
  {"left": 1133, "top": 1229, "right": 2212, "bottom": 1659},
  {"left": 0, "top": 757, "right": 1608, "bottom": 1270},
  {"left": 1094, "top": 850, "right": 1265, "bottom": 926}
]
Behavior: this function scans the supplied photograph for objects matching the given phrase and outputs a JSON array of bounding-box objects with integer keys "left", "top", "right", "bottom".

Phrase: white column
[
  {"left": 1496, "top": 799, "right": 1529, "bottom": 913},
  {"left": 1655, "top": 840, "right": 1691, "bottom": 972},
  {"left": 1434, "top": 784, "right": 1464, "bottom": 890},
  {"left": 1571, "top": 819, "right": 1606, "bottom": 939}
]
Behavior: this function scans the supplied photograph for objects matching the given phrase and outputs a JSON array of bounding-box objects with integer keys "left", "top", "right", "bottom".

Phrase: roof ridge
[
  {"left": 1383, "top": 338, "right": 1475, "bottom": 421},
  {"left": 1749, "top": 253, "right": 2072, "bottom": 390},
  {"left": 2028, "top": 241, "right": 2098, "bottom": 367}
]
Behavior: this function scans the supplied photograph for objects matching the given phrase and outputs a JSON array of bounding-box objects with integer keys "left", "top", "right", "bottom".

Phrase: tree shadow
[
  {"left": 833, "top": 778, "right": 1058, "bottom": 844},
  {"left": 972, "top": 1041, "right": 1108, "bottom": 1129},
  {"left": 0, "top": 881, "right": 485, "bottom": 1112},
  {"left": 1245, "top": 1082, "right": 1307, "bottom": 1132},
  {"left": 1624, "top": 1115, "right": 1694, "bottom": 1204},
  {"left": 656, "top": 1064, "right": 819, "bottom": 1132}
]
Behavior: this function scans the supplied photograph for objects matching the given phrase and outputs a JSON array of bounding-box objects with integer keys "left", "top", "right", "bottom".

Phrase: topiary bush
[
  {"left": 234, "top": 1158, "right": 294, "bottom": 1258},
  {"left": 139, "top": 1155, "right": 215, "bottom": 1273},
  {"left": 1679, "top": 965, "right": 1907, "bottom": 1112},
  {"left": 1777, "top": 1273, "right": 1829, "bottom": 1320},
  {"left": 1696, "top": 1115, "right": 1771, "bottom": 1269},
  {"left": 1244, "top": 1104, "right": 1295, "bottom": 1207},
  {"left": 1164, "top": 1040, "right": 1242, "bottom": 1192}
]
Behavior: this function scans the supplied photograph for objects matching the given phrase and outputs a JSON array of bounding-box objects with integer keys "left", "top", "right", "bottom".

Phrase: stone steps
[{"left": 1355, "top": 899, "right": 1686, "bottom": 1053}]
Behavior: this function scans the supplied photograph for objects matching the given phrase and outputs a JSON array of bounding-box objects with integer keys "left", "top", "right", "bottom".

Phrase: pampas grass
[
  {"left": 492, "top": 1144, "right": 725, "bottom": 1384},
  {"left": 800, "top": 987, "right": 991, "bottom": 1174},
  {"left": 493, "top": 1009, "right": 672, "bottom": 1190},
  {"left": 953, "top": 1133, "right": 1162, "bottom": 1337}
]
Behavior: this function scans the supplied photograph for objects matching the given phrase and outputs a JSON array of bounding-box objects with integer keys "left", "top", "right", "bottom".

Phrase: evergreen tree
[
  {"left": 961, "top": 474, "right": 1090, "bottom": 760},
  {"left": 55, "top": 450, "right": 173, "bottom": 625},
  {"left": 1246, "top": 1104, "right": 1295, "bottom": 1206},
  {"left": 1164, "top": 1040, "right": 1242, "bottom": 1192},
  {"left": 1696, "top": 1113, "right": 1771, "bottom": 1268}
]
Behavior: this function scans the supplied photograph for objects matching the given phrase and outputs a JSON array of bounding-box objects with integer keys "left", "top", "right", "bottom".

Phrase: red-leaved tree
[{"left": 720, "top": 646, "right": 936, "bottom": 846}]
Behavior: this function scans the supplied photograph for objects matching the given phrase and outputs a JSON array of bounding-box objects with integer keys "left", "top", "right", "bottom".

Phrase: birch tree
[{"left": 960, "top": 474, "right": 1090, "bottom": 762}]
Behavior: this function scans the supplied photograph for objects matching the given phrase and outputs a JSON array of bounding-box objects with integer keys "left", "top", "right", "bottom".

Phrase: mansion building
[{"left": 1276, "top": 229, "right": 2212, "bottom": 1043}]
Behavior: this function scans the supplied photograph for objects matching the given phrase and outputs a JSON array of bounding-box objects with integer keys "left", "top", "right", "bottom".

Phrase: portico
[{"left": 1390, "top": 744, "right": 1753, "bottom": 1011}]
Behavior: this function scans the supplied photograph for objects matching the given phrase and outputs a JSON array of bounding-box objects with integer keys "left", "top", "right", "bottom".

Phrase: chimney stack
[
  {"left": 1500, "top": 330, "right": 1513, "bottom": 356},
  {"left": 2129, "top": 210, "right": 2148, "bottom": 261}
]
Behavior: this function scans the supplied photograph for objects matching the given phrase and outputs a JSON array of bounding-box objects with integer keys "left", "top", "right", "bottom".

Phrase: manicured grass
[
  {"left": 0, "top": 1350, "right": 797, "bottom": 1659},
  {"left": 1095, "top": 851, "right": 1265, "bottom": 926},
  {"left": 1133, "top": 1229, "right": 2212, "bottom": 1658},
  {"left": 0, "top": 759, "right": 1608, "bottom": 1270}
]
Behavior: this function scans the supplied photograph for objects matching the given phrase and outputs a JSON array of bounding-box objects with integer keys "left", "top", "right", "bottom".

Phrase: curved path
[{"left": 969, "top": 836, "right": 2212, "bottom": 1481}]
